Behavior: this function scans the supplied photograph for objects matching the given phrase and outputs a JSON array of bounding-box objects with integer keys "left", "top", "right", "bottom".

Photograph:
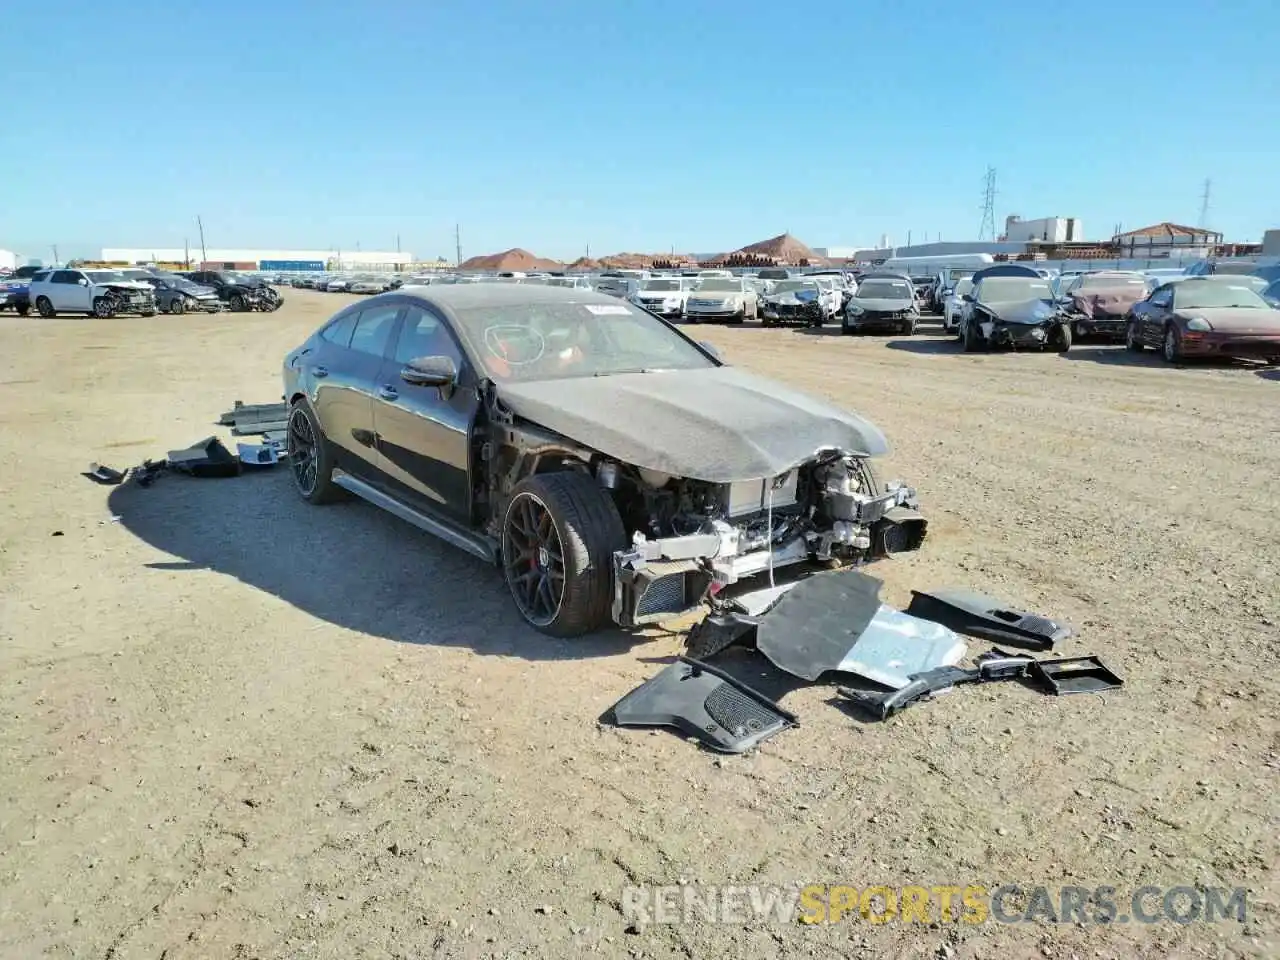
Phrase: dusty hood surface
[
  {"left": 984, "top": 298, "right": 1060, "bottom": 325},
  {"left": 1069, "top": 286, "right": 1147, "bottom": 318},
  {"left": 849, "top": 297, "right": 914, "bottom": 312},
  {"left": 496, "top": 365, "right": 890, "bottom": 483},
  {"left": 1181, "top": 308, "right": 1280, "bottom": 334}
]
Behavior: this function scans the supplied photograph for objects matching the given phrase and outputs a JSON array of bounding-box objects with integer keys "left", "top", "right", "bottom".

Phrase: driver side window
[
  {"left": 393, "top": 305, "right": 464, "bottom": 368},
  {"left": 1150, "top": 287, "right": 1173, "bottom": 308}
]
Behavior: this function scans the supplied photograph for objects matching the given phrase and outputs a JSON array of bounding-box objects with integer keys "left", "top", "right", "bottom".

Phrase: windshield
[
  {"left": 86, "top": 270, "right": 128, "bottom": 282},
  {"left": 1203, "top": 274, "right": 1267, "bottom": 292},
  {"left": 121, "top": 270, "right": 152, "bottom": 280},
  {"left": 856, "top": 279, "right": 913, "bottom": 299},
  {"left": 452, "top": 300, "right": 716, "bottom": 383},
  {"left": 771, "top": 280, "right": 818, "bottom": 294},
  {"left": 979, "top": 278, "right": 1053, "bottom": 302},
  {"left": 640, "top": 279, "right": 682, "bottom": 292},
  {"left": 1175, "top": 284, "right": 1270, "bottom": 310},
  {"left": 948, "top": 269, "right": 975, "bottom": 282},
  {"left": 694, "top": 279, "right": 742, "bottom": 292}
]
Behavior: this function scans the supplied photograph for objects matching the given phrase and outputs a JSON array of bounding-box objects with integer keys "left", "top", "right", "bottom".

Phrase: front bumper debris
[{"left": 608, "top": 656, "right": 798, "bottom": 754}]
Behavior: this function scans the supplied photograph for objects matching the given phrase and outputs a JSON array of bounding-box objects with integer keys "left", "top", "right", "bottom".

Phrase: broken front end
[{"left": 609, "top": 453, "right": 927, "bottom": 628}]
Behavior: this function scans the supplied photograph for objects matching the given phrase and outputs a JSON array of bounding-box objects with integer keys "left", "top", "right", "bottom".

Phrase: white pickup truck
[{"left": 28, "top": 268, "right": 158, "bottom": 318}]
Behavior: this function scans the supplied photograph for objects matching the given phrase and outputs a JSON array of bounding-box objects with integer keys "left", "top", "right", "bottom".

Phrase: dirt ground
[{"left": 1, "top": 290, "right": 1276, "bottom": 960}]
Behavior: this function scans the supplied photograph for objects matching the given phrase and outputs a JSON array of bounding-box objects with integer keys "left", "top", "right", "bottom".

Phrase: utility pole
[
  {"left": 979, "top": 167, "right": 997, "bottom": 241},
  {"left": 184, "top": 238, "right": 189, "bottom": 268},
  {"left": 396, "top": 234, "right": 401, "bottom": 253},
  {"left": 197, "top": 216, "right": 207, "bottom": 264},
  {"left": 1198, "top": 178, "right": 1212, "bottom": 230},
  {"left": 52, "top": 244, "right": 59, "bottom": 265},
  {"left": 907, "top": 230, "right": 912, "bottom": 247},
  {"left": 455, "top": 224, "right": 462, "bottom": 267}
]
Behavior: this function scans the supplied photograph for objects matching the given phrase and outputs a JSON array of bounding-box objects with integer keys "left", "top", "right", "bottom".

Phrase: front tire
[
  {"left": 170, "top": 298, "right": 185, "bottom": 315},
  {"left": 962, "top": 319, "right": 984, "bottom": 352},
  {"left": 1052, "top": 322, "right": 1072, "bottom": 353},
  {"left": 16, "top": 303, "right": 29, "bottom": 317},
  {"left": 230, "top": 292, "right": 246, "bottom": 312},
  {"left": 1125, "top": 321, "right": 1144, "bottom": 352},
  {"left": 502, "top": 472, "right": 627, "bottom": 637},
  {"left": 286, "top": 400, "right": 344, "bottom": 504},
  {"left": 92, "top": 296, "right": 115, "bottom": 318},
  {"left": 1162, "top": 325, "right": 1183, "bottom": 364}
]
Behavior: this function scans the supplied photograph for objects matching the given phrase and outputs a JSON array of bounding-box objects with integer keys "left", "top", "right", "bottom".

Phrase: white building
[
  {"left": 0, "top": 249, "right": 18, "bottom": 272},
  {"left": 811, "top": 246, "right": 864, "bottom": 260},
  {"left": 101, "top": 248, "right": 414, "bottom": 270},
  {"left": 1002, "top": 216, "right": 1082, "bottom": 243}
]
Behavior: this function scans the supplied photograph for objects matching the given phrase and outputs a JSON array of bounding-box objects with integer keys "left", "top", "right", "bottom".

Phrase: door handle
[
  {"left": 378, "top": 385, "right": 399, "bottom": 401},
  {"left": 311, "top": 365, "right": 328, "bottom": 378}
]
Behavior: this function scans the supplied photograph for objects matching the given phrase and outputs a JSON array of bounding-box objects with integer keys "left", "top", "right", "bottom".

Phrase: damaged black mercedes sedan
[{"left": 282, "top": 285, "right": 927, "bottom": 636}]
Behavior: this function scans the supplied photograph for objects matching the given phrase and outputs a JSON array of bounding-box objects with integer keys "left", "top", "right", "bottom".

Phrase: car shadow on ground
[
  {"left": 1257, "top": 368, "right": 1280, "bottom": 382},
  {"left": 107, "top": 469, "right": 650, "bottom": 661},
  {"left": 1056, "top": 346, "right": 1162, "bottom": 367},
  {"left": 883, "top": 337, "right": 962, "bottom": 355}
]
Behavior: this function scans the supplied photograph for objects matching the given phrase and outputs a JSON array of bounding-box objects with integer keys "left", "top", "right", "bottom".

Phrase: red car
[{"left": 1125, "top": 279, "right": 1280, "bottom": 363}]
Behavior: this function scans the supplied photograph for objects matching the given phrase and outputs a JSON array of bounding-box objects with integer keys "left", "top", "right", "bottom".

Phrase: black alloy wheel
[
  {"left": 287, "top": 405, "right": 319, "bottom": 497},
  {"left": 503, "top": 492, "right": 565, "bottom": 629}
]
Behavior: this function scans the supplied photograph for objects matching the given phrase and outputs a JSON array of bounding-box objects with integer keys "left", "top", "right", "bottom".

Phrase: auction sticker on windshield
[{"left": 583, "top": 304, "right": 631, "bottom": 315}]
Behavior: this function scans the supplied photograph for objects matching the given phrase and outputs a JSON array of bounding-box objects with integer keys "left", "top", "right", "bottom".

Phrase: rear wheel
[
  {"left": 286, "top": 399, "right": 345, "bottom": 504},
  {"left": 502, "top": 471, "right": 626, "bottom": 637},
  {"left": 36, "top": 296, "right": 55, "bottom": 318}
]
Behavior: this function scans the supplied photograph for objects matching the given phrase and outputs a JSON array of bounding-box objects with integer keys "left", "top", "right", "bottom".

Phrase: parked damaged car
[
  {"left": 188, "top": 271, "right": 283, "bottom": 312},
  {"left": 760, "top": 279, "right": 838, "bottom": 327},
  {"left": 129, "top": 271, "right": 226, "bottom": 314},
  {"left": 1126, "top": 278, "right": 1280, "bottom": 363},
  {"left": 959, "top": 264, "right": 1071, "bottom": 352},
  {"left": 841, "top": 273, "right": 919, "bottom": 335},
  {"left": 282, "top": 286, "right": 927, "bottom": 636},
  {"left": 28, "top": 268, "right": 158, "bottom": 318},
  {"left": 1058, "top": 272, "right": 1149, "bottom": 341},
  {"left": 630, "top": 277, "right": 692, "bottom": 319},
  {"left": 0, "top": 277, "right": 30, "bottom": 316}
]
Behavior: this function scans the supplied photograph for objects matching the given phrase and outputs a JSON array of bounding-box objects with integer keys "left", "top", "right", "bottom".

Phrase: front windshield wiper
[{"left": 594, "top": 367, "right": 662, "bottom": 377}]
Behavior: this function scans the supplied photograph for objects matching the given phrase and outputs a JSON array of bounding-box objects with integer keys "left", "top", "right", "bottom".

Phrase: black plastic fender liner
[
  {"left": 754, "top": 569, "right": 884, "bottom": 681},
  {"left": 905, "top": 589, "right": 1073, "bottom": 651},
  {"left": 609, "top": 657, "right": 798, "bottom": 754}
]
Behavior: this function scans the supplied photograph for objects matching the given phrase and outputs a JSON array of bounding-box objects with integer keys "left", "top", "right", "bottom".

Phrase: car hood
[
  {"left": 174, "top": 282, "right": 217, "bottom": 296},
  {"left": 849, "top": 297, "right": 913, "bottom": 311},
  {"left": 982, "top": 298, "right": 1060, "bottom": 324},
  {"left": 495, "top": 366, "right": 889, "bottom": 483},
  {"left": 636, "top": 289, "right": 686, "bottom": 299},
  {"left": 767, "top": 289, "right": 821, "bottom": 305},
  {"left": 1068, "top": 287, "right": 1147, "bottom": 317},
  {"left": 1180, "top": 308, "right": 1280, "bottom": 334}
]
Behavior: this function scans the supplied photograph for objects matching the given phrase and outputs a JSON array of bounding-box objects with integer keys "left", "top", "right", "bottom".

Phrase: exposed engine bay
[{"left": 599, "top": 450, "right": 928, "bottom": 627}]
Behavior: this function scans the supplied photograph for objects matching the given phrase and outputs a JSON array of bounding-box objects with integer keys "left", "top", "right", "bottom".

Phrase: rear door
[
  {"left": 371, "top": 302, "right": 477, "bottom": 524},
  {"left": 310, "top": 301, "right": 403, "bottom": 480},
  {"left": 50, "top": 270, "right": 87, "bottom": 311}
]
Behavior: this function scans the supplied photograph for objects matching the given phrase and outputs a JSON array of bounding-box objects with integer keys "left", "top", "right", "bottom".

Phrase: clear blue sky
[{"left": 3, "top": 0, "right": 1276, "bottom": 261}]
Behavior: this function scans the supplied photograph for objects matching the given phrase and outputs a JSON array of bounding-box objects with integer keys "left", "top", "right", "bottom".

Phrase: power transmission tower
[
  {"left": 1198, "top": 179, "right": 1211, "bottom": 229},
  {"left": 979, "top": 167, "right": 997, "bottom": 241}
]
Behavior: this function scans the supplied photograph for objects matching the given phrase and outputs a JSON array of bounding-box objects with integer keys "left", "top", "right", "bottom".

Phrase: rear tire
[
  {"left": 36, "top": 296, "right": 55, "bottom": 318},
  {"left": 286, "top": 399, "right": 345, "bottom": 504},
  {"left": 502, "top": 471, "right": 627, "bottom": 637}
]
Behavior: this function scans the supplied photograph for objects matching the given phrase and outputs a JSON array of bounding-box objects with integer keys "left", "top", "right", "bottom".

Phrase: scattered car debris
[
  {"left": 167, "top": 437, "right": 241, "bottom": 478},
  {"left": 1028, "top": 655, "right": 1124, "bottom": 695},
  {"left": 84, "top": 463, "right": 127, "bottom": 485},
  {"left": 838, "top": 647, "right": 1123, "bottom": 721},
  {"left": 219, "top": 400, "right": 289, "bottom": 436},
  {"left": 608, "top": 657, "right": 798, "bottom": 754},
  {"left": 236, "top": 442, "right": 280, "bottom": 467},
  {"left": 904, "top": 589, "right": 1073, "bottom": 651}
]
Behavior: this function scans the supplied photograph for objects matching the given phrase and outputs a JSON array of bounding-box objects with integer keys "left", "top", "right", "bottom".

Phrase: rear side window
[
  {"left": 32, "top": 271, "right": 51, "bottom": 282},
  {"left": 348, "top": 303, "right": 402, "bottom": 357},
  {"left": 51, "top": 271, "right": 80, "bottom": 284},
  {"left": 321, "top": 311, "right": 359, "bottom": 347}
]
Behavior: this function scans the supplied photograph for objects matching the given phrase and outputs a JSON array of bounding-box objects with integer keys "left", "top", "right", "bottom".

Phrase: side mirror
[
  {"left": 78, "top": 278, "right": 89, "bottom": 286},
  {"left": 961, "top": 293, "right": 974, "bottom": 302},
  {"left": 401, "top": 355, "right": 457, "bottom": 391},
  {"left": 697, "top": 340, "right": 722, "bottom": 361}
]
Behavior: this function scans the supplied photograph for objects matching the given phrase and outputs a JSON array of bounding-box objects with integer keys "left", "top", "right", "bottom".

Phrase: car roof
[
  {"left": 858, "top": 272, "right": 913, "bottom": 282},
  {"left": 396, "top": 282, "right": 628, "bottom": 311}
]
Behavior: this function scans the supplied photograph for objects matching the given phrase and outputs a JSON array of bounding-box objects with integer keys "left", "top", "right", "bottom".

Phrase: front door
[
  {"left": 50, "top": 270, "right": 89, "bottom": 311},
  {"left": 311, "top": 301, "right": 403, "bottom": 479},
  {"left": 372, "top": 303, "right": 477, "bottom": 525}
]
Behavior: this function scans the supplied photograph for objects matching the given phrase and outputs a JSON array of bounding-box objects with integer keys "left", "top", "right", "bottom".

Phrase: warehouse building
[{"left": 100, "top": 248, "right": 414, "bottom": 271}]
